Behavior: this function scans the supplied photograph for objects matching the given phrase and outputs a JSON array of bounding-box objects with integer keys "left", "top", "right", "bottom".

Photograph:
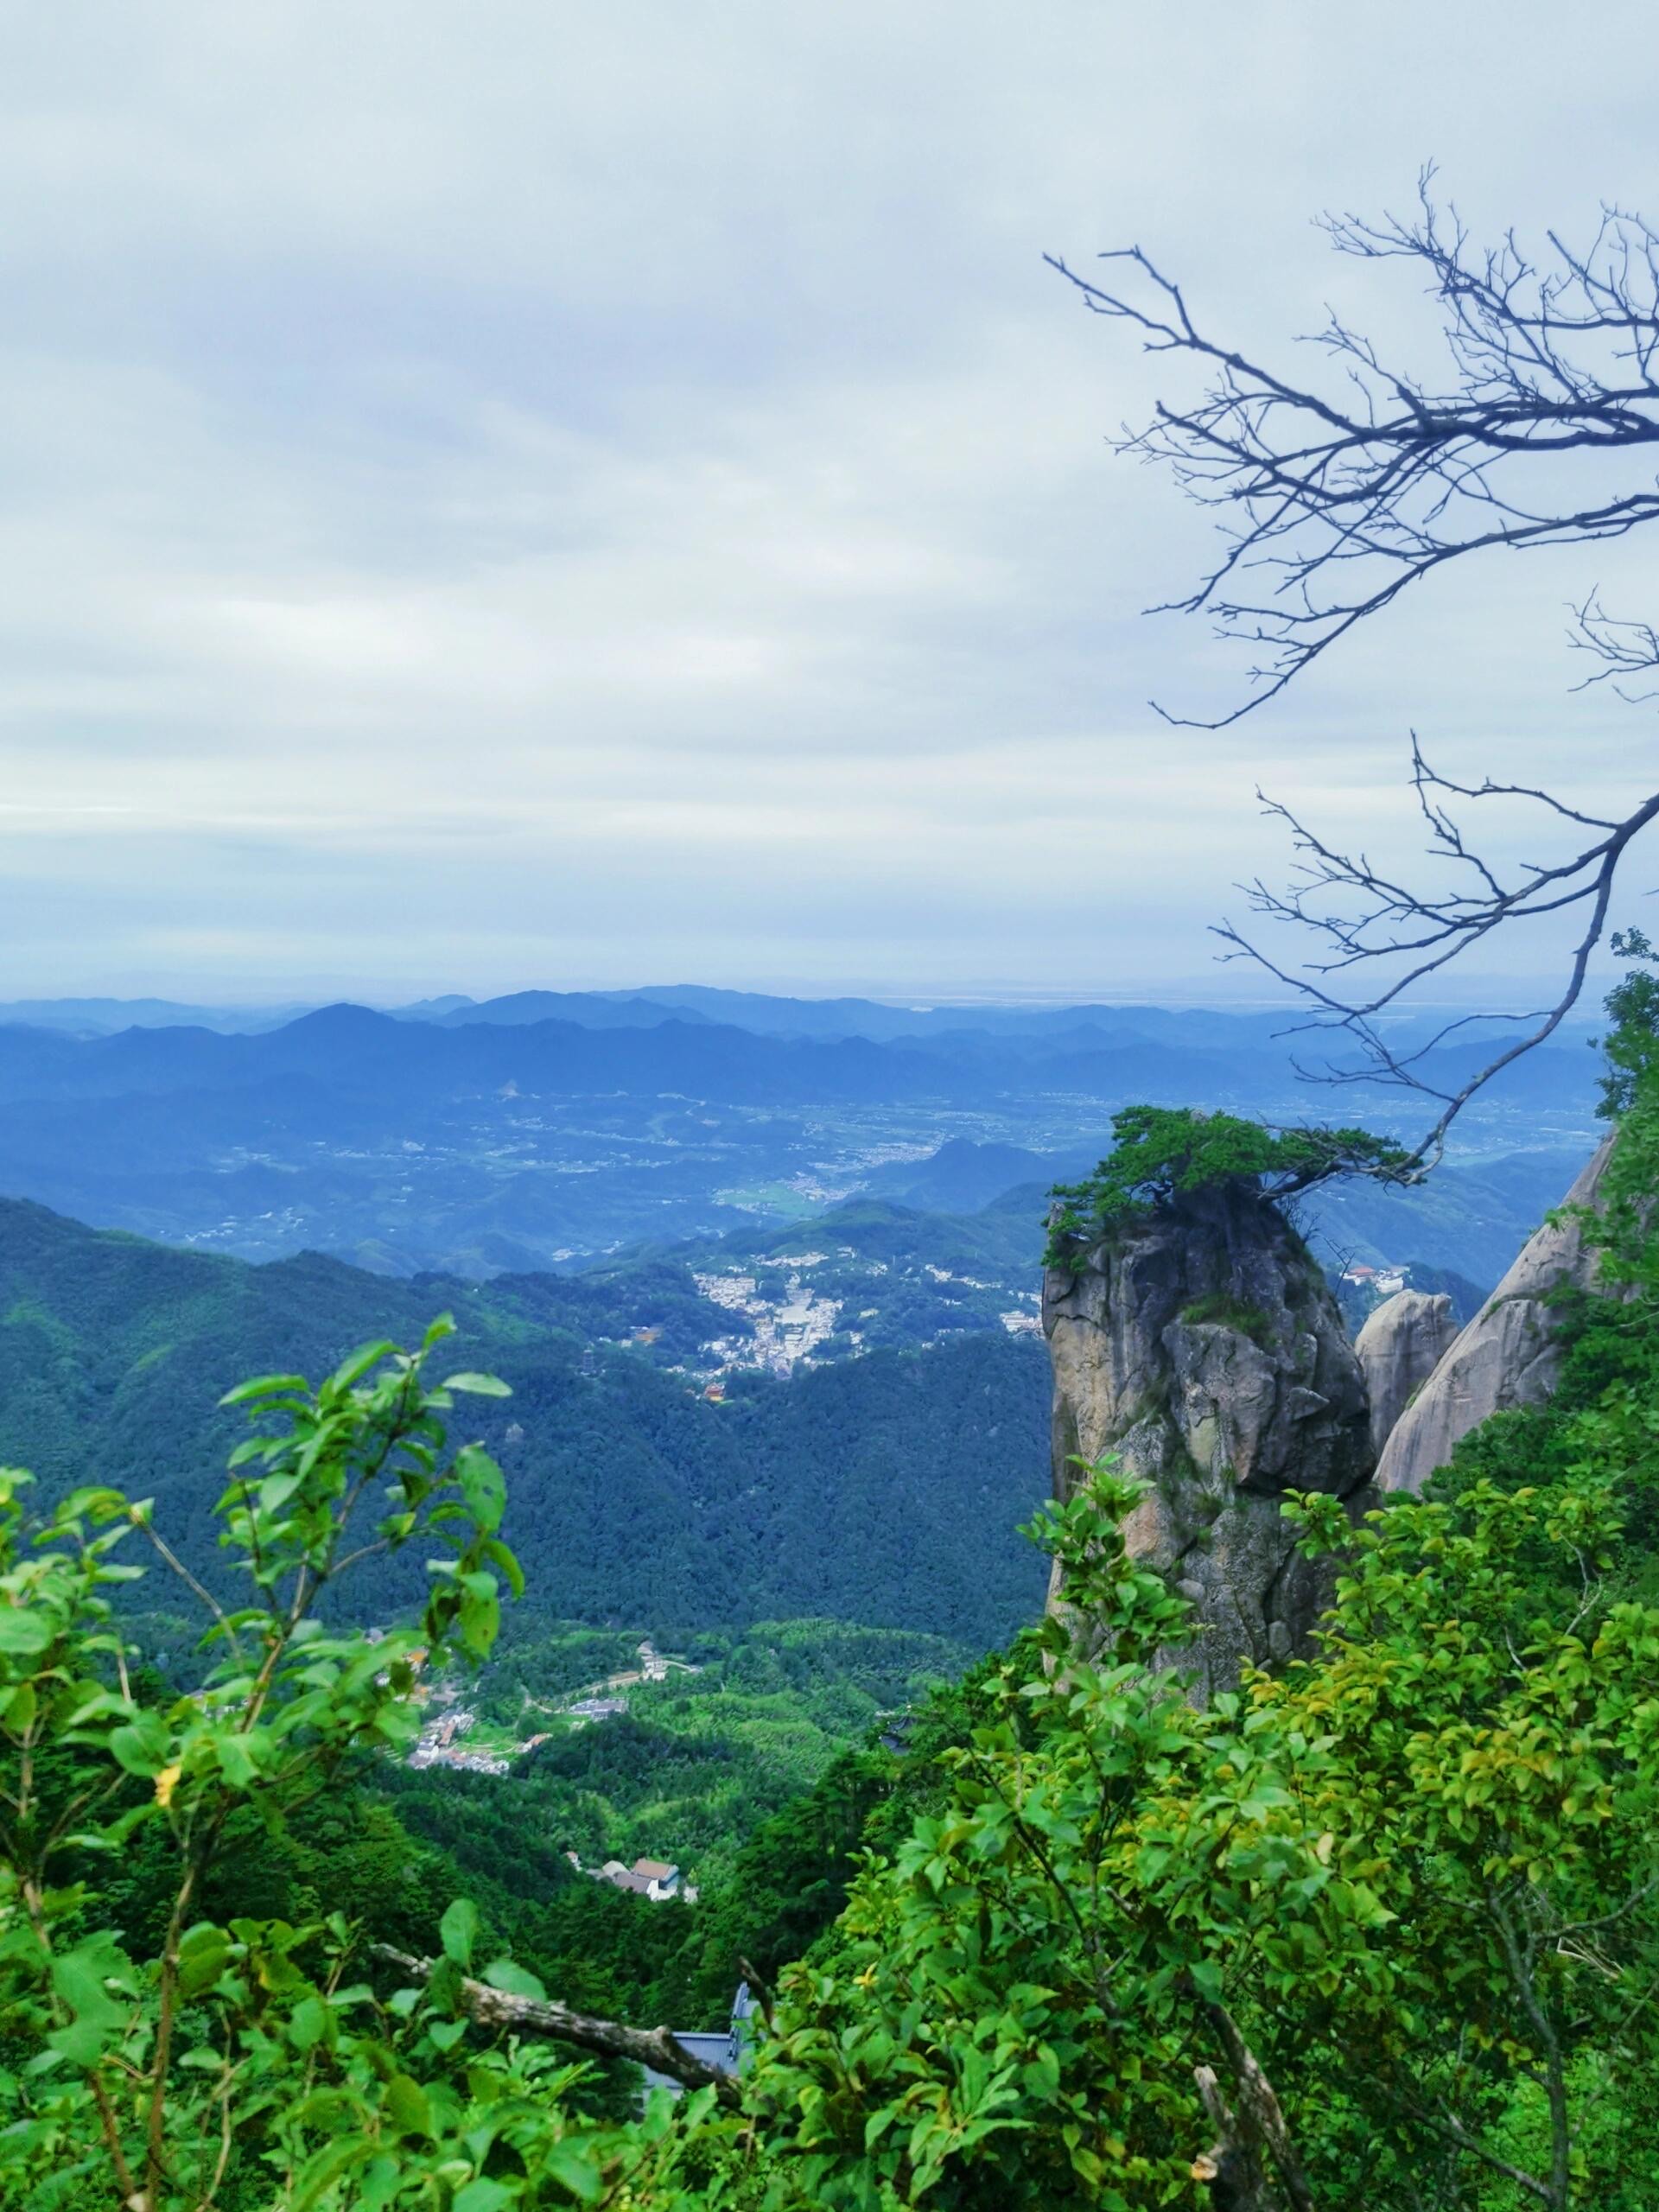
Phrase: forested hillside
[{"left": 0, "top": 1198, "right": 1051, "bottom": 1643}]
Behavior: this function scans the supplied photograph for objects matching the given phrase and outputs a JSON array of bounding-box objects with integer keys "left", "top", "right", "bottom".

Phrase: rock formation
[
  {"left": 1354, "top": 1290, "right": 1459, "bottom": 1457},
  {"left": 1373, "top": 1137, "right": 1616, "bottom": 1492},
  {"left": 1043, "top": 1179, "right": 1373, "bottom": 1695}
]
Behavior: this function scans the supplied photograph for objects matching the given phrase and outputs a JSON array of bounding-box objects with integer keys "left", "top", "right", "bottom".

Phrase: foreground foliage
[
  {"left": 7, "top": 1385, "right": 1658, "bottom": 2208},
  {"left": 744, "top": 1461, "right": 1659, "bottom": 2210}
]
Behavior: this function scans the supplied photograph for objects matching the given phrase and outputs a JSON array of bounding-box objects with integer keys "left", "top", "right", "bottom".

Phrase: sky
[{"left": 3, "top": 1, "right": 1659, "bottom": 1004}]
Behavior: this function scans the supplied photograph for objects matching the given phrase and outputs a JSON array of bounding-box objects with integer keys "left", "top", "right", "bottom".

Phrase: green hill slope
[{"left": 0, "top": 1198, "right": 1051, "bottom": 1647}]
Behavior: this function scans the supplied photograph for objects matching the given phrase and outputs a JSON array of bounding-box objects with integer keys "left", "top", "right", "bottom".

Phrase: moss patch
[{"left": 1179, "top": 1294, "right": 1275, "bottom": 1350}]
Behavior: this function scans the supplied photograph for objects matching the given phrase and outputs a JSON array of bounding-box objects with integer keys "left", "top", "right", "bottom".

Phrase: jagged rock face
[
  {"left": 1043, "top": 1179, "right": 1373, "bottom": 1695},
  {"left": 1354, "top": 1290, "right": 1459, "bottom": 1457},
  {"left": 1374, "top": 1138, "right": 1615, "bottom": 1494}
]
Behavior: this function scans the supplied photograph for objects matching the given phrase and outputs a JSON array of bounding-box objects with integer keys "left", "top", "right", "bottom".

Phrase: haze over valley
[{"left": 0, "top": 986, "right": 1601, "bottom": 1300}]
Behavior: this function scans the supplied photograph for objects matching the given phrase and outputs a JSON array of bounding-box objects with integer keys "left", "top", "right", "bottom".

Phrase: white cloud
[{"left": 0, "top": 1, "right": 1656, "bottom": 996}]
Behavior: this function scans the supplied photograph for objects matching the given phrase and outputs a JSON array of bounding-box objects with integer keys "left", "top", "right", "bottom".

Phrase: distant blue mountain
[
  {"left": 0, "top": 996, "right": 1603, "bottom": 1278},
  {"left": 387, "top": 994, "right": 476, "bottom": 1020},
  {"left": 0, "top": 1000, "right": 1600, "bottom": 1116},
  {"left": 435, "top": 990, "right": 715, "bottom": 1029},
  {"left": 861, "top": 1139, "right": 1090, "bottom": 1212},
  {"left": 0, "top": 997, "right": 307, "bottom": 1036}
]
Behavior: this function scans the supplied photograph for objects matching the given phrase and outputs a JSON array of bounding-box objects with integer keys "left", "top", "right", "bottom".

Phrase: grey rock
[
  {"left": 1374, "top": 1138, "right": 1615, "bottom": 1495},
  {"left": 1354, "top": 1290, "right": 1459, "bottom": 1457},
  {"left": 1043, "top": 1179, "right": 1374, "bottom": 1697}
]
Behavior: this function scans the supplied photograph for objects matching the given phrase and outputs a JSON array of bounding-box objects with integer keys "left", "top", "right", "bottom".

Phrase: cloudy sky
[{"left": 3, "top": 2, "right": 1658, "bottom": 1003}]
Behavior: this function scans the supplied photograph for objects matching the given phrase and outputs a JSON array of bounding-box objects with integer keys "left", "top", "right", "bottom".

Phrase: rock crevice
[{"left": 1354, "top": 1289, "right": 1459, "bottom": 1459}]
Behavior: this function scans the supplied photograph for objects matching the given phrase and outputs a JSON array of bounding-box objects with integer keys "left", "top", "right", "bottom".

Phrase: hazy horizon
[{"left": 0, "top": 972, "right": 1615, "bottom": 1020}]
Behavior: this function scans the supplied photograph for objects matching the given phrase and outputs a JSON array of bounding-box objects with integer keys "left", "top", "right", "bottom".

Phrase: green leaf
[
  {"left": 426, "top": 1955, "right": 463, "bottom": 2014},
  {"left": 109, "top": 1715, "right": 170, "bottom": 1778},
  {"left": 219, "top": 1372, "right": 308, "bottom": 1408},
  {"left": 540, "top": 2145, "right": 603, "bottom": 2202},
  {"left": 0, "top": 1608, "right": 53, "bottom": 1656},
  {"left": 213, "top": 1733, "right": 260, "bottom": 1789},
  {"left": 327, "top": 1341, "right": 397, "bottom": 1395},
  {"left": 444, "top": 1372, "right": 512, "bottom": 1398},
  {"left": 440, "top": 1897, "right": 479, "bottom": 1969},
  {"left": 383, "top": 2073, "right": 433, "bottom": 2139},
  {"left": 177, "top": 1931, "right": 231, "bottom": 2001},
  {"left": 482, "top": 1958, "right": 547, "bottom": 2002},
  {"left": 455, "top": 1446, "right": 505, "bottom": 1535},
  {"left": 481, "top": 1536, "right": 525, "bottom": 1600},
  {"left": 48, "top": 2017, "right": 111, "bottom": 2068},
  {"left": 50, "top": 1938, "right": 131, "bottom": 2037},
  {"left": 359, "top": 2155, "right": 403, "bottom": 2212},
  {"left": 1179, "top": 1956, "right": 1224, "bottom": 2006},
  {"left": 458, "top": 1587, "right": 500, "bottom": 1657},
  {"left": 291, "top": 2133, "right": 374, "bottom": 2210},
  {"left": 2, "top": 1681, "right": 36, "bottom": 1736},
  {"left": 257, "top": 1471, "right": 305, "bottom": 1513},
  {"left": 453, "top": 2182, "right": 512, "bottom": 2212}
]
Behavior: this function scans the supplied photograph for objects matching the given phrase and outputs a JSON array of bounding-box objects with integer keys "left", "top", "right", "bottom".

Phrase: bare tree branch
[
  {"left": 1055, "top": 176, "right": 1659, "bottom": 1151},
  {"left": 1211, "top": 747, "right": 1659, "bottom": 1164},
  {"left": 372, "top": 1945, "right": 743, "bottom": 2107},
  {"left": 1202, "top": 2001, "right": 1318, "bottom": 2212},
  {"left": 1192, "top": 2063, "right": 1284, "bottom": 2212},
  {"left": 1049, "top": 174, "right": 1659, "bottom": 725}
]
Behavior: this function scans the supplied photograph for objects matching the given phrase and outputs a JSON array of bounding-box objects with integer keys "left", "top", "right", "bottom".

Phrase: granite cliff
[
  {"left": 1354, "top": 1288, "right": 1459, "bottom": 1458},
  {"left": 1042, "top": 1179, "right": 1373, "bottom": 1695},
  {"left": 1373, "top": 1137, "right": 1616, "bottom": 1491}
]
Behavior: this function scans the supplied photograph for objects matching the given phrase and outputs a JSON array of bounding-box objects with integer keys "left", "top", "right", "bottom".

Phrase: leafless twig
[
  {"left": 1049, "top": 175, "right": 1659, "bottom": 726},
  {"left": 1053, "top": 176, "right": 1659, "bottom": 1151},
  {"left": 1211, "top": 742, "right": 1659, "bottom": 1164}
]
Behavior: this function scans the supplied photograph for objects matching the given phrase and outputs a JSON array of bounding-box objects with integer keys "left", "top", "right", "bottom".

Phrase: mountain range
[{"left": 0, "top": 991, "right": 1605, "bottom": 1278}]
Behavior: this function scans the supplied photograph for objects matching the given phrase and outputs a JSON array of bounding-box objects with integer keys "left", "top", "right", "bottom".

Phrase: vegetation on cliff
[{"left": 1046, "top": 1105, "right": 1414, "bottom": 1268}]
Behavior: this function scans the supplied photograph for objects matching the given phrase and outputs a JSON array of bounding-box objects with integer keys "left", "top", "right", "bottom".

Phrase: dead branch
[
  {"left": 1212, "top": 746, "right": 1659, "bottom": 1164},
  {"left": 1203, "top": 2001, "right": 1317, "bottom": 2212},
  {"left": 1049, "top": 175, "right": 1659, "bottom": 727},
  {"left": 372, "top": 1945, "right": 742, "bottom": 2107},
  {"left": 1192, "top": 2063, "right": 1285, "bottom": 2212},
  {"left": 1052, "top": 175, "right": 1659, "bottom": 1150}
]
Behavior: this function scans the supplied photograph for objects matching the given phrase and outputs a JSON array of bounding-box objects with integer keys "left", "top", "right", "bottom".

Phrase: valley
[{"left": 0, "top": 987, "right": 1643, "bottom": 2204}]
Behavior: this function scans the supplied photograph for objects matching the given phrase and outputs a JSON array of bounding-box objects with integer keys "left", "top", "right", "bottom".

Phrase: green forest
[
  {"left": 8, "top": 27, "right": 1659, "bottom": 2211},
  {"left": 0, "top": 1208, "right": 1052, "bottom": 1648},
  {"left": 380, "top": 1614, "right": 972, "bottom": 1892}
]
